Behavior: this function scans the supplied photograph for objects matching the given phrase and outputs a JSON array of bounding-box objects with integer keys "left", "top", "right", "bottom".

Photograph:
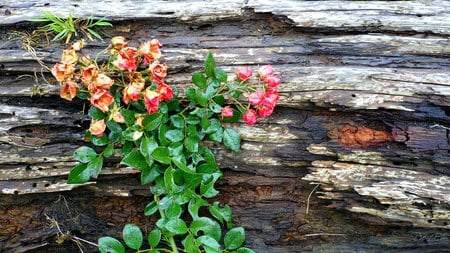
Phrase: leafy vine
[{"left": 51, "top": 36, "right": 281, "bottom": 253}]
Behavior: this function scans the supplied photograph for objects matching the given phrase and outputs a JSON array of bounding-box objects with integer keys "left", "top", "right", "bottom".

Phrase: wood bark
[{"left": 0, "top": 1, "right": 449, "bottom": 252}]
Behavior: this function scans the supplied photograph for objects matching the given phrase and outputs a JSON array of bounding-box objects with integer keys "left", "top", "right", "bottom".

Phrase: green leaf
[
  {"left": 186, "top": 115, "right": 200, "bottom": 125},
  {"left": 123, "top": 223, "right": 143, "bottom": 250},
  {"left": 98, "top": 237, "right": 125, "bottom": 253},
  {"left": 204, "top": 52, "right": 216, "bottom": 78},
  {"left": 183, "top": 234, "right": 201, "bottom": 253},
  {"left": 151, "top": 147, "right": 171, "bottom": 164},
  {"left": 121, "top": 150, "right": 149, "bottom": 170},
  {"left": 73, "top": 146, "right": 97, "bottom": 163},
  {"left": 224, "top": 227, "right": 245, "bottom": 250},
  {"left": 164, "top": 167, "right": 177, "bottom": 194},
  {"left": 122, "top": 126, "right": 143, "bottom": 141},
  {"left": 186, "top": 87, "right": 197, "bottom": 101},
  {"left": 188, "top": 197, "right": 209, "bottom": 220},
  {"left": 209, "top": 202, "right": 233, "bottom": 229},
  {"left": 158, "top": 124, "right": 169, "bottom": 146},
  {"left": 143, "top": 113, "right": 162, "bottom": 131},
  {"left": 165, "top": 218, "right": 188, "bottom": 235},
  {"left": 140, "top": 136, "right": 159, "bottom": 160},
  {"left": 147, "top": 229, "right": 161, "bottom": 248},
  {"left": 91, "top": 134, "right": 109, "bottom": 146},
  {"left": 192, "top": 71, "right": 207, "bottom": 89},
  {"left": 144, "top": 201, "right": 158, "bottom": 216},
  {"left": 166, "top": 202, "right": 182, "bottom": 219},
  {"left": 223, "top": 128, "right": 241, "bottom": 152},
  {"left": 209, "top": 103, "right": 222, "bottom": 114},
  {"left": 107, "top": 120, "right": 122, "bottom": 142},
  {"left": 169, "top": 142, "right": 184, "bottom": 157},
  {"left": 214, "top": 67, "right": 227, "bottom": 82},
  {"left": 184, "top": 136, "right": 199, "bottom": 153},
  {"left": 222, "top": 109, "right": 242, "bottom": 123},
  {"left": 198, "top": 235, "right": 220, "bottom": 253},
  {"left": 103, "top": 143, "right": 115, "bottom": 158},
  {"left": 195, "top": 90, "right": 208, "bottom": 107},
  {"left": 190, "top": 217, "right": 222, "bottom": 241},
  {"left": 165, "top": 129, "right": 184, "bottom": 142},
  {"left": 89, "top": 106, "right": 106, "bottom": 119},
  {"left": 170, "top": 115, "right": 185, "bottom": 129},
  {"left": 213, "top": 94, "right": 225, "bottom": 106},
  {"left": 200, "top": 147, "right": 218, "bottom": 169},
  {"left": 141, "top": 165, "right": 160, "bottom": 185},
  {"left": 151, "top": 176, "right": 166, "bottom": 196},
  {"left": 205, "top": 119, "right": 221, "bottom": 134},
  {"left": 200, "top": 173, "right": 221, "bottom": 198},
  {"left": 68, "top": 156, "right": 103, "bottom": 184},
  {"left": 208, "top": 127, "right": 223, "bottom": 142},
  {"left": 120, "top": 109, "right": 136, "bottom": 126},
  {"left": 236, "top": 248, "right": 256, "bottom": 253},
  {"left": 172, "top": 156, "right": 195, "bottom": 174}
]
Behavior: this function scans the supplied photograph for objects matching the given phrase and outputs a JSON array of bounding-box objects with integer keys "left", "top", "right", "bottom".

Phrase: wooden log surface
[{"left": 0, "top": 0, "right": 450, "bottom": 252}]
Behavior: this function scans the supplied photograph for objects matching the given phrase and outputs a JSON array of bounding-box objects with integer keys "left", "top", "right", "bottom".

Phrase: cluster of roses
[
  {"left": 227, "top": 65, "right": 281, "bottom": 126},
  {"left": 51, "top": 36, "right": 174, "bottom": 138}
]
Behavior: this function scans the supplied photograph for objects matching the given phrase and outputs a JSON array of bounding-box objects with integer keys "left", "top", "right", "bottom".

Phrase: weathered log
[{"left": 0, "top": 0, "right": 449, "bottom": 252}]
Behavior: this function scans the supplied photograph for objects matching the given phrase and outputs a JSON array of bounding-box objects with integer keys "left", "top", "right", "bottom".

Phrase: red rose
[
  {"left": 248, "top": 92, "right": 264, "bottom": 106},
  {"left": 258, "top": 65, "right": 274, "bottom": 81},
  {"left": 91, "top": 89, "right": 114, "bottom": 112},
  {"left": 157, "top": 83, "right": 174, "bottom": 101},
  {"left": 243, "top": 109, "right": 258, "bottom": 126},
  {"left": 149, "top": 61, "right": 167, "bottom": 83},
  {"left": 267, "top": 75, "right": 281, "bottom": 88},
  {"left": 144, "top": 89, "right": 160, "bottom": 114},
  {"left": 221, "top": 106, "right": 234, "bottom": 118},
  {"left": 236, "top": 66, "right": 252, "bottom": 81}
]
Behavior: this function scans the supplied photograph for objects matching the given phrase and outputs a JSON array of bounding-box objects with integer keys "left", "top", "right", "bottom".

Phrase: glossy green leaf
[
  {"left": 236, "top": 248, "right": 256, "bottom": 253},
  {"left": 208, "top": 127, "right": 223, "bottom": 142},
  {"left": 73, "top": 146, "right": 97, "bottom": 163},
  {"left": 184, "top": 136, "right": 199, "bottom": 153},
  {"left": 121, "top": 150, "right": 149, "bottom": 170},
  {"left": 183, "top": 234, "right": 201, "bottom": 253},
  {"left": 200, "top": 173, "right": 221, "bottom": 198},
  {"left": 186, "top": 87, "right": 197, "bottom": 101},
  {"left": 186, "top": 115, "right": 200, "bottom": 125},
  {"left": 168, "top": 142, "right": 184, "bottom": 157},
  {"left": 140, "top": 136, "right": 158, "bottom": 159},
  {"left": 120, "top": 109, "right": 136, "bottom": 126},
  {"left": 208, "top": 103, "right": 222, "bottom": 114},
  {"left": 223, "top": 128, "right": 241, "bottom": 152},
  {"left": 158, "top": 124, "right": 169, "bottom": 146},
  {"left": 141, "top": 165, "right": 160, "bottom": 185},
  {"left": 165, "top": 218, "right": 188, "bottom": 235},
  {"left": 89, "top": 106, "right": 105, "bottom": 119},
  {"left": 91, "top": 134, "right": 109, "bottom": 146},
  {"left": 143, "top": 113, "right": 162, "bottom": 131},
  {"left": 164, "top": 167, "right": 176, "bottom": 194},
  {"left": 165, "top": 129, "right": 184, "bottom": 142},
  {"left": 147, "top": 229, "right": 161, "bottom": 248},
  {"left": 170, "top": 115, "right": 185, "bottom": 129},
  {"left": 151, "top": 147, "right": 171, "bottom": 164},
  {"left": 122, "top": 125, "right": 143, "bottom": 141},
  {"left": 198, "top": 235, "right": 220, "bottom": 253},
  {"left": 144, "top": 201, "right": 158, "bottom": 216},
  {"left": 190, "top": 217, "right": 222, "bottom": 241},
  {"left": 123, "top": 223, "right": 143, "bottom": 250},
  {"left": 98, "top": 236, "right": 125, "bottom": 253},
  {"left": 204, "top": 52, "right": 215, "bottom": 78},
  {"left": 166, "top": 202, "right": 182, "bottom": 219},
  {"left": 172, "top": 156, "right": 195, "bottom": 174},
  {"left": 209, "top": 202, "right": 233, "bottom": 229},
  {"left": 205, "top": 119, "right": 221, "bottom": 134},
  {"left": 214, "top": 67, "right": 227, "bottom": 82},
  {"left": 224, "top": 227, "right": 245, "bottom": 250},
  {"left": 192, "top": 71, "right": 207, "bottom": 89},
  {"left": 188, "top": 197, "right": 209, "bottom": 220},
  {"left": 68, "top": 156, "right": 103, "bottom": 184},
  {"left": 103, "top": 143, "right": 115, "bottom": 158},
  {"left": 106, "top": 120, "right": 122, "bottom": 142},
  {"left": 195, "top": 90, "right": 208, "bottom": 107}
]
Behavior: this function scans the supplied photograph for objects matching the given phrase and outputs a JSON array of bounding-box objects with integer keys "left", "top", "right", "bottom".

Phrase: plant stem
[{"left": 155, "top": 195, "right": 179, "bottom": 253}]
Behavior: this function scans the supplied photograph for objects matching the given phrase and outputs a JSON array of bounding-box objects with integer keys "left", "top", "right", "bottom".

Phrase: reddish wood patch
[{"left": 336, "top": 124, "right": 392, "bottom": 147}]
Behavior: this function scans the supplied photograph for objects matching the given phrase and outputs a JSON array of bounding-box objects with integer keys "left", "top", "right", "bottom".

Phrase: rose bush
[{"left": 52, "top": 37, "right": 281, "bottom": 253}]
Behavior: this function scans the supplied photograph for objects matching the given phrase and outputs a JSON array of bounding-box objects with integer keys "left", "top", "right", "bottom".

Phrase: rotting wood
[{"left": 0, "top": 0, "right": 449, "bottom": 252}]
